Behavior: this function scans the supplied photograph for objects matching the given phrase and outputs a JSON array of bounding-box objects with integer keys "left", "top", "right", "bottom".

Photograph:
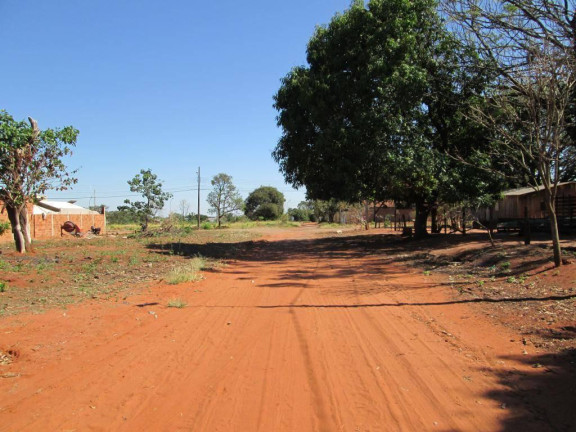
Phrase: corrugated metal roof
[
  {"left": 33, "top": 200, "right": 99, "bottom": 215},
  {"left": 503, "top": 182, "right": 575, "bottom": 197}
]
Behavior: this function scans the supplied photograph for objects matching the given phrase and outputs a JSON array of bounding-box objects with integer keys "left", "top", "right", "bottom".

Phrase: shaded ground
[{"left": 0, "top": 225, "right": 575, "bottom": 431}]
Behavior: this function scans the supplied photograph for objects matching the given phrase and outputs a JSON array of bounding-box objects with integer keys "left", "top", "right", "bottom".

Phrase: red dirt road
[{"left": 0, "top": 228, "right": 563, "bottom": 431}]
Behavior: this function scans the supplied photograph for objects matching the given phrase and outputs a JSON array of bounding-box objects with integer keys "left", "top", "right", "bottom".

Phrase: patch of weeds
[
  {"left": 81, "top": 261, "right": 98, "bottom": 274},
  {"left": 0, "top": 260, "right": 11, "bottom": 271},
  {"left": 128, "top": 256, "right": 141, "bottom": 266},
  {"left": 0, "top": 281, "right": 7, "bottom": 292},
  {"left": 165, "top": 257, "right": 208, "bottom": 284},
  {"left": 200, "top": 256, "right": 224, "bottom": 272},
  {"left": 500, "top": 261, "right": 511, "bottom": 271},
  {"left": 166, "top": 267, "right": 204, "bottom": 285},
  {"left": 73, "top": 274, "right": 88, "bottom": 283},
  {"left": 423, "top": 270, "right": 431, "bottom": 276},
  {"left": 167, "top": 298, "right": 187, "bottom": 308},
  {"left": 35, "top": 262, "right": 54, "bottom": 273},
  {"left": 476, "top": 280, "right": 485, "bottom": 287},
  {"left": 12, "top": 262, "right": 25, "bottom": 272},
  {"left": 0, "top": 221, "right": 10, "bottom": 236},
  {"left": 507, "top": 276, "right": 518, "bottom": 284}
]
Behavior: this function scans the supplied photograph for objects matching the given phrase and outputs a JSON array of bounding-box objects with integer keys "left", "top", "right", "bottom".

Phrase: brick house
[{"left": 0, "top": 200, "right": 106, "bottom": 243}]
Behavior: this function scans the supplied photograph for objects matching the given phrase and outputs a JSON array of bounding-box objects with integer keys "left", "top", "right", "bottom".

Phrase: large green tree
[
  {"left": 245, "top": 186, "right": 285, "bottom": 220},
  {"left": 118, "top": 169, "right": 172, "bottom": 231},
  {"left": 273, "top": 0, "right": 499, "bottom": 238},
  {"left": 0, "top": 110, "right": 78, "bottom": 252},
  {"left": 207, "top": 173, "right": 243, "bottom": 227}
]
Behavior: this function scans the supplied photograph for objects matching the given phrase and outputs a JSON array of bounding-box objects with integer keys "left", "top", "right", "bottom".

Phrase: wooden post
[{"left": 524, "top": 206, "right": 531, "bottom": 245}]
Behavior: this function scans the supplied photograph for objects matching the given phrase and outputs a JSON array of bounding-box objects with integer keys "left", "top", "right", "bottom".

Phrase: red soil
[{"left": 0, "top": 226, "right": 574, "bottom": 431}]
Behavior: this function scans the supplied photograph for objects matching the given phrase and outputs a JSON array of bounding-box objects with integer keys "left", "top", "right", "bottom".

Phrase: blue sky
[{"left": 1, "top": 0, "right": 351, "bottom": 215}]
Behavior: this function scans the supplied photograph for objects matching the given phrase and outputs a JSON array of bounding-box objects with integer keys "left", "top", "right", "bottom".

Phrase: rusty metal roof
[{"left": 503, "top": 182, "right": 576, "bottom": 196}]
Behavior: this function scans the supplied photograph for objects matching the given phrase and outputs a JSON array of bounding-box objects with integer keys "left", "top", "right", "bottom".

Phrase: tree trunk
[
  {"left": 19, "top": 206, "right": 33, "bottom": 252},
  {"left": 523, "top": 206, "right": 531, "bottom": 246},
  {"left": 431, "top": 207, "right": 439, "bottom": 233},
  {"left": 6, "top": 204, "right": 26, "bottom": 253},
  {"left": 414, "top": 201, "right": 429, "bottom": 239},
  {"left": 545, "top": 197, "right": 562, "bottom": 267}
]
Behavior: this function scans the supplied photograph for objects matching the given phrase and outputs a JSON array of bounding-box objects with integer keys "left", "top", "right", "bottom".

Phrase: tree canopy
[
  {"left": 245, "top": 186, "right": 285, "bottom": 220},
  {"left": 0, "top": 110, "right": 78, "bottom": 252},
  {"left": 273, "top": 0, "right": 501, "bottom": 237}
]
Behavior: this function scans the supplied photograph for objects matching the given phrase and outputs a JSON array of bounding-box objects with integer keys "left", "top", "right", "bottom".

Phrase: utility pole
[{"left": 197, "top": 167, "right": 201, "bottom": 229}]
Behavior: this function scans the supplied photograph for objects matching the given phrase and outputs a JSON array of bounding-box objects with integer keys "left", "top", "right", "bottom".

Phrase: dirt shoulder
[{"left": 0, "top": 226, "right": 575, "bottom": 431}]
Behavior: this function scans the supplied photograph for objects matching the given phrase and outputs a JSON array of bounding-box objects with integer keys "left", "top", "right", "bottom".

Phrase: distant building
[
  {"left": 0, "top": 200, "right": 106, "bottom": 242},
  {"left": 475, "top": 182, "right": 576, "bottom": 223}
]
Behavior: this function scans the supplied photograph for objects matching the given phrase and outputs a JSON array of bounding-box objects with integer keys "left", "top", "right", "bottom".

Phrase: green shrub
[{"left": 0, "top": 221, "right": 10, "bottom": 236}]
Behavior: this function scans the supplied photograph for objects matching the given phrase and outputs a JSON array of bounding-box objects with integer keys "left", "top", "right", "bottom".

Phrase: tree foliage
[
  {"left": 118, "top": 169, "right": 172, "bottom": 231},
  {"left": 288, "top": 200, "right": 315, "bottom": 222},
  {"left": 273, "top": 0, "right": 500, "bottom": 238},
  {"left": 245, "top": 186, "right": 285, "bottom": 220},
  {"left": 207, "top": 173, "right": 243, "bottom": 227},
  {"left": 0, "top": 110, "right": 78, "bottom": 252}
]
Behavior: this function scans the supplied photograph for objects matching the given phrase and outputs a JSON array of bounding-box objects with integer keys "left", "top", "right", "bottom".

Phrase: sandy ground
[{"left": 0, "top": 226, "right": 573, "bottom": 431}]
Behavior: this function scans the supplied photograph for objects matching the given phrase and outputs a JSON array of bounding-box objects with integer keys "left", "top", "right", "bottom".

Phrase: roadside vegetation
[{"left": 0, "top": 227, "right": 260, "bottom": 317}]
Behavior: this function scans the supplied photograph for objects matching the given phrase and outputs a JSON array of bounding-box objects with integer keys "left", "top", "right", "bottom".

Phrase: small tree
[
  {"left": 207, "top": 173, "right": 243, "bottom": 227},
  {"left": 245, "top": 186, "right": 285, "bottom": 220},
  {"left": 179, "top": 199, "right": 190, "bottom": 219},
  {"left": 0, "top": 111, "right": 78, "bottom": 253},
  {"left": 118, "top": 169, "right": 172, "bottom": 231}
]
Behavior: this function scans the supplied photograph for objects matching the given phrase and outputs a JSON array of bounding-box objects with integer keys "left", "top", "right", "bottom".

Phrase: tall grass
[{"left": 165, "top": 255, "right": 222, "bottom": 284}]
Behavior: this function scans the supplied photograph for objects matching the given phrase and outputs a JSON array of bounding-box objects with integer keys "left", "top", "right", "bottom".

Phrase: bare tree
[
  {"left": 179, "top": 199, "right": 190, "bottom": 219},
  {"left": 443, "top": 0, "right": 576, "bottom": 267},
  {"left": 470, "top": 44, "right": 574, "bottom": 265}
]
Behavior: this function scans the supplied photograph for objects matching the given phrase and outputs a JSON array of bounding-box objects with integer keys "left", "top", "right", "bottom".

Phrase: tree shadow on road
[
  {"left": 146, "top": 231, "right": 569, "bottom": 286},
  {"left": 485, "top": 349, "right": 576, "bottom": 432}
]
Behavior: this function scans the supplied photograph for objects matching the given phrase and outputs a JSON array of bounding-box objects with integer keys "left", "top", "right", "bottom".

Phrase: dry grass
[{"left": 167, "top": 298, "right": 187, "bottom": 308}]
